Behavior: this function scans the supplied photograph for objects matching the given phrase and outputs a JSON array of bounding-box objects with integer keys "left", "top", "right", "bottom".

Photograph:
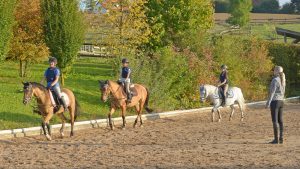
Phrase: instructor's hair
[{"left": 274, "top": 66, "right": 286, "bottom": 87}]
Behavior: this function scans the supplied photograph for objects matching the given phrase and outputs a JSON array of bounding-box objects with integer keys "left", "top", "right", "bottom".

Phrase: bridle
[{"left": 101, "top": 81, "right": 126, "bottom": 100}]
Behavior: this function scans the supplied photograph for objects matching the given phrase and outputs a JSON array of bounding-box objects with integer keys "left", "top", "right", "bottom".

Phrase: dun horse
[
  {"left": 22, "top": 82, "right": 80, "bottom": 140},
  {"left": 200, "top": 84, "right": 246, "bottom": 122},
  {"left": 99, "top": 80, "right": 152, "bottom": 130}
]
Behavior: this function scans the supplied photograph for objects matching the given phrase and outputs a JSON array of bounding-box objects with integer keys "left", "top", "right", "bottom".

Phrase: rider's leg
[
  {"left": 53, "top": 85, "right": 68, "bottom": 111},
  {"left": 125, "top": 79, "right": 131, "bottom": 102},
  {"left": 223, "top": 84, "right": 229, "bottom": 105}
]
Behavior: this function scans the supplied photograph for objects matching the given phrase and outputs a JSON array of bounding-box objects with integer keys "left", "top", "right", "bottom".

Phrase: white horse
[{"left": 199, "top": 84, "right": 246, "bottom": 122}]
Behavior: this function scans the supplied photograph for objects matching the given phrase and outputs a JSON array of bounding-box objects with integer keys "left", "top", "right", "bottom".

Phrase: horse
[
  {"left": 99, "top": 80, "right": 152, "bottom": 130},
  {"left": 199, "top": 84, "right": 246, "bottom": 122},
  {"left": 22, "top": 82, "right": 80, "bottom": 140}
]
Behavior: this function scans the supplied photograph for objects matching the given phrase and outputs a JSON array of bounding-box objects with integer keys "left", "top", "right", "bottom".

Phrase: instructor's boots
[
  {"left": 270, "top": 123, "right": 279, "bottom": 144},
  {"left": 60, "top": 96, "right": 68, "bottom": 111},
  {"left": 279, "top": 123, "right": 284, "bottom": 144}
]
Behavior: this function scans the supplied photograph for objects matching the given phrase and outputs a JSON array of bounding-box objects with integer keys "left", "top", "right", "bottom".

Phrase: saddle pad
[
  {"left": 49, "top": 91, "right": 70, "bottom": 107},
  {"left": 213, "top": 89, "right": 234, "bottom": 99}
]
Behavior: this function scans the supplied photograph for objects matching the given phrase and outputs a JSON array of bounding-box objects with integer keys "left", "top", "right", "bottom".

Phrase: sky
[{"left": 279, "top": 0, "right": 291, "bottom": 6}]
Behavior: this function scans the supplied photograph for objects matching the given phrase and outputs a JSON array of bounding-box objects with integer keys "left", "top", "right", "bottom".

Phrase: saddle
[
  {"left": 118, "top": 81, "right": 138, "bottom": 97},
  {"left": 49, "top": 90, "right": 69, "bottom": 111},
  {"left": 217, "top": 88, "right": 234, "bottom": 99}
]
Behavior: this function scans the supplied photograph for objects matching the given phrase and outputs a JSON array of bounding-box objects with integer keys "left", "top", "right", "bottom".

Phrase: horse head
[
  {"left": 99, "top": 80, "right": 110, "bottom": 102},
  {"left": 22, "top": 82, "right": 33, "bottom": 105},
  {"left": 199, "top": 84, "right": 208, "bottom": 103}
]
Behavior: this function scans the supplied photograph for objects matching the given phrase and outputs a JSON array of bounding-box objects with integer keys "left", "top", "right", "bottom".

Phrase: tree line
[{"left": 215, "top": 0, "right": 300, "bottom": 14}]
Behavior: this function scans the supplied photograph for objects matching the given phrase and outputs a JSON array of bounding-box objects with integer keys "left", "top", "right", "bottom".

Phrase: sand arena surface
[{"left": 0, "top": 103, "right": 300, "bottom": 169}]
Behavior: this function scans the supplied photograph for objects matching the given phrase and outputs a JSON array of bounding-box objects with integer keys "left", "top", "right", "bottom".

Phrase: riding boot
[
  {"left": 127, "top": 92, "right": 132, "bottom": 103},
  {"left": 60, "top": 96, "right": 68, "bottom": 111},
  {"left": 270, "top": 123, "right": 279, "bottom": 144},
  {"left": 279, "top": 123, "right": 284, "bottom": 144}
]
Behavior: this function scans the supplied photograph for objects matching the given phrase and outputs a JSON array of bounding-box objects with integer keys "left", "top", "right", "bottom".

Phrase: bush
[{"left": 267, "top": 42, "right": 300, "bottom": 96}]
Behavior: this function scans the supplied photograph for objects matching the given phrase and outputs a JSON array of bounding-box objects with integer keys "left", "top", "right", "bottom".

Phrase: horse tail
[
  {"left": 144, "top": 87, "right": 153, "bottom": 113},
  {"left": 74, "top": 98, "right": 81, "bottom": 121}
]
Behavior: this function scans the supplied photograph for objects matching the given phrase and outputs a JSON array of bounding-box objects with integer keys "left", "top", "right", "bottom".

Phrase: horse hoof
[
  {"left": 46, "top": 134, "right": 52, "bottom": 141},
  {"left": 122, "top": 127, "right": 126, "bottom": 130},
  {"left": 241, "top": 118, "right": 244, "bottom": 122},
  {"left": 60, "top": 132, "right": 64, "bottom": 138},
  {"left": 218, "top": 119, "right": 221, "bottom": 122},
  {"left": 140, "top": 124, "right": 144, "bottom": 128}
]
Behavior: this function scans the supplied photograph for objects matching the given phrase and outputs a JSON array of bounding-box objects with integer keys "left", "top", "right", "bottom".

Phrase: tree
[
  {"left": 0, "top": 0, "right": 16, "bottom": 60},
  {"left": 102, "top": 0, "right": 151, "bottom": 57},
  {"left": 41, "top": 0, "right": 85, "bottom": 85},
  {"left": 291, "top": 0, "right": 300, "bottom": 13},
  {"left": 146, "top": 0, "right": 214, "bottom": 50},
  {"left": 279, "top": 2, "right": 295, "bottom": 14},
  {"left": 227, "top": 0, "right": 252, "bottom": 27},
  {"left": 7, "top": 0, "right": 49, "bottom": 77},
  {"left": 214, "top": 0, "right": 230, "bottom": 13},
  {"left": 252, "top": 0, "right": 279, "bottom": 13}
]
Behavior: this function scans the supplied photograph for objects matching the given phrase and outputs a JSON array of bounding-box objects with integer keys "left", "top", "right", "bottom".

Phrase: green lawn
[
  {"left": 0, "top": 58, "right": 124, "bottom": 130},
  {"left": 214, "top": 23, "right": 300, "bottom": 43}
]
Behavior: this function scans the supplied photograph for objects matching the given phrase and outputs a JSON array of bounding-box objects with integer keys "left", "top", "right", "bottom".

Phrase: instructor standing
[{"left": 266, "top": 66, "right": 286, "bottom": 144}]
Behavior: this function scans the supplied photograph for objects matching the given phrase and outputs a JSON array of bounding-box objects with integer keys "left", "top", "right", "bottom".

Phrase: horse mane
[{"left": 30, "top": 82, "right": 48, "bottom": 92}]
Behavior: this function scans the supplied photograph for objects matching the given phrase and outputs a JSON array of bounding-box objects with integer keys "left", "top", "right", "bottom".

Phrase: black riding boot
[
  {"left": 279, "top": 123, "right": 284, "bottom": 144},
  {"left": 270, "top": 123, "right": 279, "bottom": 144},
  {"left": 127, "top": 93, "right": 132, "bottom": 103},
  {"left": 60, "top": 96, "right": 68, "bottom": 111}
]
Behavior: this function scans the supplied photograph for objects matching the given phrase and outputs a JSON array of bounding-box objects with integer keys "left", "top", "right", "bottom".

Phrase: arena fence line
[{"left": 0, "top": 96, "right": 299, "bottom": 139}]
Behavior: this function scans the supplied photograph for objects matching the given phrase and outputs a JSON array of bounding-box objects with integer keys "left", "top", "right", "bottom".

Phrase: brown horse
[
  {"left": 22, "top": 82, "right": 80, "bottom": 140},
  {"left": 99, "top": 80, "right": 152, "bottom": 130}
]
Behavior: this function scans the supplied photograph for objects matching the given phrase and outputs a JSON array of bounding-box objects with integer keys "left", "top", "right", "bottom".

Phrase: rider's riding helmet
[
  {"left": 221, "top": 64, "right": 228, "bottom": 70},
  {"left": 122, "top": 58, "right": 129, "bottom": 64},
  {"left": 48, "top": 57, "right": 58, "bottom": 64}
]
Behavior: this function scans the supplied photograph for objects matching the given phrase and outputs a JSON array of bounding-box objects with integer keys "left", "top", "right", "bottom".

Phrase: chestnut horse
[
  {"left": 22, "top": 82, "right": 80, "bottom": 140},
  {"left": 99, "top": 80, "right": 152, "bottom": 130}
]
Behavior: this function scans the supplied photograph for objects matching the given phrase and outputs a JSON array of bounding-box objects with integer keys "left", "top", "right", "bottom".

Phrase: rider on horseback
[
  {"left": 218, "top": 64, "right": 229, "bottom": 106},
  {"left": 119, "top": 58, "right": 132, "bottom": 103},
  {"left": 41, "top": 57, "right": 68, "bottom": 111}
]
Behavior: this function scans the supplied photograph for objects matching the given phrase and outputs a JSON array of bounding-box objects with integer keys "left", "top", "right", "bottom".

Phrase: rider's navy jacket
[{"left": 121, "top": 67, "right": 131, "bottom": 78}]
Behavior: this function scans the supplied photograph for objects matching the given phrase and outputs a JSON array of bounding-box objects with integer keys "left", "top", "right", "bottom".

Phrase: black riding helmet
[
  {"left": 221, "top": 64, "right": 228, "bottom": 69},
  {"left": 122, "top": 58, "right": 129, "bottom": 64},
  {"left": 48, "top": 57, "right": 57, "bottom": 64}
]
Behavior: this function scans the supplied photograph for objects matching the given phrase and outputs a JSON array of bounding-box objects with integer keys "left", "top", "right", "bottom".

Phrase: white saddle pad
[{"left": 49, "top": 91, "right": 70, "bottom": 107}]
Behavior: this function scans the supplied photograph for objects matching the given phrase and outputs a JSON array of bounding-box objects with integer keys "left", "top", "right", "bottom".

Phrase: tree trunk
[
  {"left": 19, "top": 60, "right": 24, "bottom": 77},
  {"left": 23, "top": 60, "right": 28, "bottom": 77}
]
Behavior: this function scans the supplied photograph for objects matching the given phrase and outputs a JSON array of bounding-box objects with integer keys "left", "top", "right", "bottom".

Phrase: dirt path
[{"left": 0, "top": 103, "right": 300, "bottom": 169}]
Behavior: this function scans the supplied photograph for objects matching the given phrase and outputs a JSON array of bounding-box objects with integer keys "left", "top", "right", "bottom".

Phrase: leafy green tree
[
  {"left": 252, "top": 0, "right": 279, "bottom": 13},
  {"left": 102, "top": 0, "right": 151, "bottom": 57},
  {"left": 291, "top": 0, "right": 300, "bottom": 13},
  {"left": 0, "top": 0, "right": 16, "bottom": 60},
  {"left": 146, "top": 0, "right": 214, "bottom": 50},
  {"left": 279, "top": 2, "right": 295, "bottom": 14},
  {"left": 7, "top": 0, "right": 49, "bottom": 77},
  {"left": 214, "top": 0, "right": 230, "bottom": 13},
  {"left": 227, "top": 0, "right": 252, "bottom": 27},
  {"left": 41, "top": 0, "right": 85, "bottom": 85}
]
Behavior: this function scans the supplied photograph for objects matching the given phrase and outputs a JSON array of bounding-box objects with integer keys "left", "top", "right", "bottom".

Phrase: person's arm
[
  {"left": 266, "top": 79, "right": 277, "bottom": 108},
  {"left": 50, "top": 69, "right": 60, "bottom": 87},
  {"left": 126, "top": 68, "right": 131, "bottom": 80}
]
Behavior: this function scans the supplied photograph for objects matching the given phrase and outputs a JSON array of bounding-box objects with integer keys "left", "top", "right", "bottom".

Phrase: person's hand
[{"left": 46, "top": 86, "right": 51, "bottom": 90}]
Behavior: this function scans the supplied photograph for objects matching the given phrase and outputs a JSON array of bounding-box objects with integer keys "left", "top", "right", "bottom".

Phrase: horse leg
[
  {"left": 134, "top": 105, "right": 140, "bottom": 128},
  {"left": 108, "top": 107, "right": 116, "bottom": 130},
  {"left": 217, "top": 108, "right": 222, "bottom": 122},
  {"left": 43, "top": 113, "right": 54, "bottom": 141},
  {"left": 211, "top": 109, "right": 215, "bottom": 122},
  {"left": 229, "top": 105, "right": 235, "bottom": 121},
  {"left": 69, "top": 106, "right": 75, "bottom": 137},
  {"left": 57, "top": 113, "right": 67, "bottom": 138},
  {"left": 238, "top": 102, "right": 245, "bottom": 122},
  {"left": 139, "top": 102, "right": 144, "bottom": 127},
  {"left": 121, "top": 105, "right": 126, "bottom": 129}
]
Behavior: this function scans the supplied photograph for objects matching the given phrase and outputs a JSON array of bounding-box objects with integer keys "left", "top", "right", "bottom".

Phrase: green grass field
[
  {"left": 213, "top": 23, "right": 300, "bottom": 43},
  {"left": 0, "top": 58, "right": 125, "bottom": 130}
]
